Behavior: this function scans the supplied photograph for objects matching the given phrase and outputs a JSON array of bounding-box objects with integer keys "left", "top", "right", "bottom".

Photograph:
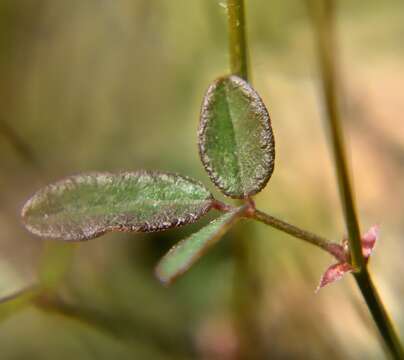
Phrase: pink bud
[
  {"left": 316, "top": 225, "right": 379, "bottom": 292},
  {"left": 361, "top": 225, "right": 379, "bottom": 259},
  {"left": 316, "top": 262, "right": 354, "bottom": 292}
]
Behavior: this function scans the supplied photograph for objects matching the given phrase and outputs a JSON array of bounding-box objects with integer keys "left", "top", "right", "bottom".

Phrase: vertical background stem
[
  {"left": 312, "top": 0, "right": 364, "bottom": 270},
  {"left": 309, "top": 0, "right": 404, "bottom": 357},
  {"left": 227, "top": 0, "right": 248, "bottom": 79},
  {"left": 227, "top": 1, "right": 264, "bottom": 358},
  {"left": 355, "top": 269, "right": 404, "bottom": 359}
]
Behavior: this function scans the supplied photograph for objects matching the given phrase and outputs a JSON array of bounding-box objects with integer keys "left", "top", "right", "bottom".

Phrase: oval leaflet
[
  {"left": 198, "top": 75, "right": 275, "bottom": 198},
  {"left": 22, "top": 171, "right": 214, "bottom": 241}
]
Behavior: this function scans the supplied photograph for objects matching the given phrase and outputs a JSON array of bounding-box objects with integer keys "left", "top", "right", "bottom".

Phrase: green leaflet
[
  {"left": 198, "top": 75, "right": 275, "bottom": 198},
  {"left": 22, "top": 171, "right": 213, "bottom": 241},
  {"left": 155, "top": 207, "right": 245, "bottom": 285}
]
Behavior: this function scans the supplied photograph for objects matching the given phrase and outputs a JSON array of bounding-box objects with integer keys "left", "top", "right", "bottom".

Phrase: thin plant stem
[
  {"left": 214, "top": 199, "right": 345, "bottom": 260},
  {"left": 311, "top": 0, "right": 364, "bottom": 270},
  {"left": 309, "top": 0, "right": 404, "bottom": 358},
  {"left": 354, "top": 269, "right": 404, "bottom": 359},
  {"left": 227, "top": 0, "right": 249, "bottom": 80},
  {"left": 252, "top": 209, "right": 345, "bottom": 261}
]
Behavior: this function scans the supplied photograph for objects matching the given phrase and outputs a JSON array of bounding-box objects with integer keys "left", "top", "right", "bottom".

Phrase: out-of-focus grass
[{"left": 0, "top": 0, "right": 403, "bottom": 358}]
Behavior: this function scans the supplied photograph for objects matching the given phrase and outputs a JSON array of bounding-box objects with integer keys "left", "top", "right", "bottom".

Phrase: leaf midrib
[
  {"left": 33, "top": 198, "right": 211, "bottom": 217},
  {"left": 224, "top": 82, "right": 250, "bottom": 196}
]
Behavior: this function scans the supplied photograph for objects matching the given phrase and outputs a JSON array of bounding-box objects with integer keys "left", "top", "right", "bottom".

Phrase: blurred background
[{"left": 0, "top": 0, "right": 403, "bottom": 359}]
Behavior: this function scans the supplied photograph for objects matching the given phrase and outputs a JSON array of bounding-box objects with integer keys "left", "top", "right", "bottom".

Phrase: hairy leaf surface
[
  {"left": 22, "top": 171, "right": 213, "bottom": 241},
  {"left": 199, "top": 75, "right": 275, "bottom": 198},
  {"left": 155, "top": 207, "right": 245, "bottom": 285}
]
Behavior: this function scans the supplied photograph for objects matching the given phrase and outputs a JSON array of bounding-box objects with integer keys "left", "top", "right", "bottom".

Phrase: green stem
[
  {"left": 252, "top": 209, "right": 345, "bottom": 261},
  {"left": 227, "top": 0, "right": 249, "bottom": 80},
  {"left": 309, "top": 0, "right": 403, "bottom": 357},
  {"left": 215, "top": 199, "right": 346, "bottom": 260},
  {"left": 312, "top": 0, "right": 364, "bottom": 270},
  {"left": 354, "top": 270, "right": 404, "bottom": 359}
]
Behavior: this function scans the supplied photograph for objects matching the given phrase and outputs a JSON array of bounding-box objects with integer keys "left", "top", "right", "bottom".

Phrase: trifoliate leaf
[
  {"left": 198, "top": 75, "right": 275, "bottom": 198},
  {"left": 155, "top": 207, "right": 245, "bottom": 285},
  {"left": 22, "top": 171, "right": 214, "bottom": 241}
]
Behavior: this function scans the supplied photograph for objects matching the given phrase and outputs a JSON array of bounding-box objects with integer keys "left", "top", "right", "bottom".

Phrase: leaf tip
[{"left": 154, "top": 267, "right": 175, "bottom": 287}]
